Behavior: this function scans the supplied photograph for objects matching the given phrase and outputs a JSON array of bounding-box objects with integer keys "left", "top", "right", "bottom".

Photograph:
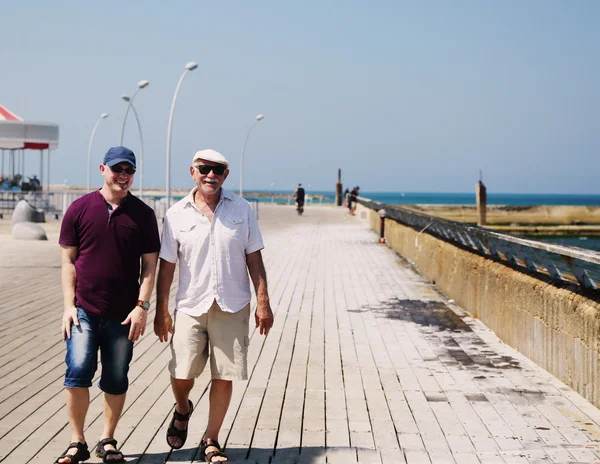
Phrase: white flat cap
[{"left": 192, "top": 149, "right": 229, "bottom": 167}]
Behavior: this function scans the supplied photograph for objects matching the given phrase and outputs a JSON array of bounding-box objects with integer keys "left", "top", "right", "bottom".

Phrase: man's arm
[
  {"left": 246, "top": 250, "right": 274, "bottom": 336},
  {"left": 60, "top": 245, "right": 79, "bottom": 340},
  {"left": 154, "top": 258, "right": 177, "bottom": 342},
  {"left": 121, "top": 251, "right": 158, "bottom": 342}
]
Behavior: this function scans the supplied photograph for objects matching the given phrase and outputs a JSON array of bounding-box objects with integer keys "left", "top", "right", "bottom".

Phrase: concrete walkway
[{"left": 1, "top": 204, "right": 600, "bottom": 463}]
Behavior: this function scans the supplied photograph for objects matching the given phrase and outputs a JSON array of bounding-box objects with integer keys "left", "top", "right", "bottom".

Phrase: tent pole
[
  {"left": 40, "top": 150, "right": 44, "bottom": 188},
  {"left": 1, "top": 149, "right": 4, "bottom": 180},
  {"left": 22, "top": 150, "right": 26, "bottom": 182},
  {"left": 47, "top": 149, "right": 51, "bottom": 193}
]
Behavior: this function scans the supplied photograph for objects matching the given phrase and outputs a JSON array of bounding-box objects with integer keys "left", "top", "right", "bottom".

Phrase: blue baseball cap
[{"left": 103, "top": 146, "right": 136, "bottom": 169}]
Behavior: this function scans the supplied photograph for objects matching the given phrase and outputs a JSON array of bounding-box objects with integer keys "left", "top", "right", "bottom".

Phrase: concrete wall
[{"left": 357, "top": 203, "right": 600, "bottom": 408}]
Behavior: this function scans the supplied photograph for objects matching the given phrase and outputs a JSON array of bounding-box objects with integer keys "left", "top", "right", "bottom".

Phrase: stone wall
[{"left": 357, "top": 203, "right": 600, "bottom": 408}]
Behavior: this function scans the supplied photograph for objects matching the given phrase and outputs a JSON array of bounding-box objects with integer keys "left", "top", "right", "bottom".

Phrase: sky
[{"left": 1, "top": 1, "right": 599, "bottom": 194}]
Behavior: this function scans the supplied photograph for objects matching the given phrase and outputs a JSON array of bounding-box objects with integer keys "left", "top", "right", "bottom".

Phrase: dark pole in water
[
  {"left": 335, "top": 168, "right": 343, "bottom": 206},
  {"left": 476, "top": 170, "right": 487, "bottom": 226}
]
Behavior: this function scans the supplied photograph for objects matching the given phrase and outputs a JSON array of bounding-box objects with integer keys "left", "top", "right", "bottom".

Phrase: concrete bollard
[
  {"left": 12, "top": 222, "right": 48, "bottom": 240},
  {"left": 12, "top": 200, "right": 45, "bottom": 224},
  {"left": 378, "top": 208, "right": 386, "bottom": 243}
]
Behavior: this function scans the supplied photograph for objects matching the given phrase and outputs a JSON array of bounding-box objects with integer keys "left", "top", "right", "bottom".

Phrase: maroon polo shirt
[{"left": 59, "top": 190, "right": 161, "bottom": 319}]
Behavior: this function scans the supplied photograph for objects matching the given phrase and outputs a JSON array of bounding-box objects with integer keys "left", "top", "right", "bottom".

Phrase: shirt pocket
[
  {"left": 221, "top": 216, "right": 245, "bottom": 239},
  {"left": 178, "top": 223, "right": 197, "bottom": 241},
  {"left": 177, "top": 223, "right": 199, "bottom": 258}
]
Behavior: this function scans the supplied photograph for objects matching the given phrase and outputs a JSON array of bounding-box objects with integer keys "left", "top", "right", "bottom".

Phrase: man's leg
[
  {"left": 60, "top": 308, "right": 97, "bottom": 463},
  {"left": 167, "top": 377, "right": 195, "bottom": 448},
  {"left": 97, "top": 317, "right": 134, "bottom": 461},
  {"left": 59, "top": 388, "right": 89, "bottom": 463},
  {"left": 99, "top": 393, "right": 127, "bottom": 461},
  {"left": 203, "top": 302, "right": 250, "bottom": 461},
  {"left": 205, "top": 379, "right": 232, "bottom": 439}
]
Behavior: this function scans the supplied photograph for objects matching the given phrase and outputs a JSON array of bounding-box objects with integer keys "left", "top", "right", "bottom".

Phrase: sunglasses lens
[
  {"left": 198, "top": 165, "right": 225, "bottom": 175},
  {"left": 111, "top": 165, "right": 135, "bottom": 175}
]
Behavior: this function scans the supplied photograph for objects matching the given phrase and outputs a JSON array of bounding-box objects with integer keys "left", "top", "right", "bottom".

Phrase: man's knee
[{"left": 211, "top": 379, "right": 232, "bottom": 392}]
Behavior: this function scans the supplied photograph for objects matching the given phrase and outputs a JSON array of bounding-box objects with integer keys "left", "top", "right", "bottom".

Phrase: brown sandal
[
  {"left": 200, "top": 438, "right": 228, "bottom": 462},
  {"left": 54, "top": 442, "right": 90, "bottom": 464},
  {"left": 166, "top": 399, "right": 194, "bottom": 449},
  {"left": 95, "top": 438, "right": 124, "bottom": 463}
]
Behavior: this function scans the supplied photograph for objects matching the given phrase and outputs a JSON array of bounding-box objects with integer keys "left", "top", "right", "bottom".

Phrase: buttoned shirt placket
[{"left": 198, "top": 192, "right": 225, "bottom": 309}]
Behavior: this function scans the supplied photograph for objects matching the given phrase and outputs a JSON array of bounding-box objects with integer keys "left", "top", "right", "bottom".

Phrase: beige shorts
[{"left": 169, "top": 300, "right": 250, "bottom": 381}]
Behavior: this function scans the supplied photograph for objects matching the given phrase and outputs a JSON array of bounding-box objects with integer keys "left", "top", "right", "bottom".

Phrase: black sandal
[
  {"left": 94, "top": 438, "right": 125, "bottom": 463},
  {"left": 166, "top": 399, "right": 194, "bottom": 449},
  {"left": 54, "top": 441, "right": 90, "bottom": 464},
  {"left": 200, "top": 438, "right": 228, "bottom": 462}
]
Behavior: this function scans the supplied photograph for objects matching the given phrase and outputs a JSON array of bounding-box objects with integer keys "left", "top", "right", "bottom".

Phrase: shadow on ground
[
  {"left": 355, "top": 298, "right": 522, "bottom": 371},
  {"left": 132, "top": 445, "right": 378, "bottom": 463}
]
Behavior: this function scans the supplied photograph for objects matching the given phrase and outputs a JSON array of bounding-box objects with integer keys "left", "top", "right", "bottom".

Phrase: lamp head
[
  {"left": 100, "top": 113, "right": 109, "bottom": 119},
  {"left": 137, "top": 80, "right": 149, "bottom": 89},
  {"left": 256, "top": 114, "right": 264, "bottom": 121},
  {"left": 186, "top": 61, "right": 198, "bottom": 71},
  {"left": 121, "top": 95, "right": 131, "bottom": 102}
]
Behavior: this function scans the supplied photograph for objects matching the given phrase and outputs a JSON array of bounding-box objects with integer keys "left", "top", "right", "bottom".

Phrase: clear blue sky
[{"left": 1, "top": 1, "right": 599, "bottom": 194}]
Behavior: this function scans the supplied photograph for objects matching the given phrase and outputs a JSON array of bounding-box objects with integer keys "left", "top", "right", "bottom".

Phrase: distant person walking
[
  {"left": 349, "top": 186, "right": 360, "bottom": 215},
  {"left": 154, "top": 149, "right": 274, "bottom": 463},
  {"left": 293, "top": 183, "right": 305, "bottom": 215},
  {"left": 57, "top": 146, "right": 160, "bottom": 464}
]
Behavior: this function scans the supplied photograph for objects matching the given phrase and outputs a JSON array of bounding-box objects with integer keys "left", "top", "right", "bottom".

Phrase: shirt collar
[{"left": 184, "top": 187, "right": 233, "bottom": 209}]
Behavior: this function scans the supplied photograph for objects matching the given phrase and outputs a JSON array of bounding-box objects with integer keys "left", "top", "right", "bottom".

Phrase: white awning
[{"left": 0, "top": 105, "right": 59, "bottom": 150}]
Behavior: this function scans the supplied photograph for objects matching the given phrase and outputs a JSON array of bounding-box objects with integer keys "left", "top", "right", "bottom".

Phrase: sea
[
  {"left": 247, "top": 190, "right": 600, "bottom": 252},
  {"left": 247, "top": 190, "right": 600, "bottom": 206}
]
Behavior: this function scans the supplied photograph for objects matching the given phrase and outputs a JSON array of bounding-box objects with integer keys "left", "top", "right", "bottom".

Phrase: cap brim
[{"left": 106, "top": 158, "right": 136, "bottom": 169}]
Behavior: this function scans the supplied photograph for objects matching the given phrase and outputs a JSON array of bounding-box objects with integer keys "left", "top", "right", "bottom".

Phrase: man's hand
[
  {"left": 122, "top": 306, "right": 147, "bottom": 342},
  {"left": 154, "top": 312, "right": 174, "bottom": 343},
  {"left": 62, "top": 306, "right": 79, "bottom": 341},
  {"left": 255, "top": 304, "right": 274, "bottom": 336}
]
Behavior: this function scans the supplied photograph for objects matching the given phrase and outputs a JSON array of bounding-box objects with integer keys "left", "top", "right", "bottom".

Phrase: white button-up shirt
[{"left": 159, "top": 187, "right": 264, "bottom": 316}]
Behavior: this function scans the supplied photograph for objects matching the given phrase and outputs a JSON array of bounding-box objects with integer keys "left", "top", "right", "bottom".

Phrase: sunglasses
[
  {"left": 110, "top": 165, "right": 136, "bottom": 175},
  {"left": 195, "top": 164, "right": 226, "bottom": 175}
]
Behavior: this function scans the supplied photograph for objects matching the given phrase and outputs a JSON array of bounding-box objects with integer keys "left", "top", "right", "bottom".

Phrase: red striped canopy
[{"left": 0, "top": 104, "right": 59, "bottom": 150}]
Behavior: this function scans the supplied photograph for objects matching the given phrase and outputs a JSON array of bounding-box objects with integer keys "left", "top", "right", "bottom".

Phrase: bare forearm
[
  {"left": 61, "top": 263, "right": 77, "bottom": 309},
  {"left": 139, "top": 253, "right": 158, "bottom": 302},
  {"left": 247, "top": 252, "right": 270, "bottom": 305},
  {"left": 156, "top": 260, "right": 176, "bottom": 315}
]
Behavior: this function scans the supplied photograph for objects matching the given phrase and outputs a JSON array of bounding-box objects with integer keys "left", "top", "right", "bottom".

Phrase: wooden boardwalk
[{"left": 1, "top": 204, "right": 600, "bottom": 463}]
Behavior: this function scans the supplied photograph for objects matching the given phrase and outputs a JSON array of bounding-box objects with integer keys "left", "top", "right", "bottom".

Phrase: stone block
[
  {"left": 12, "top": 222, "right": 48, "bottom": 240},
  {"left": 12, "top": 199, "right": 45, "bottom": 224}
]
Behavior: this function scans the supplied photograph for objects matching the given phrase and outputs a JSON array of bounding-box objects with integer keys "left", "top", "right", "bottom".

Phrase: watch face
[{"left": 141, "top": 301, "right": 150, "bottom": 310}]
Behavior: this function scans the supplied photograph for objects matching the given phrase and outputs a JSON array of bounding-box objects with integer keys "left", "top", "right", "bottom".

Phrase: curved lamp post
[
  {"left": 239, "top": 114, "right": 264, "bottom": 198},
  {"left": 119, "top": 79, "right": 149, "bottom": 145},
  {"left": 87, "top": 112, "right": 109, "bottom": 192},
  {"left": 121, "top": 95, "right": 145, "bottom": 197},
  {"left": 165, "top": 61, "right": 198, "bottom": 209}
]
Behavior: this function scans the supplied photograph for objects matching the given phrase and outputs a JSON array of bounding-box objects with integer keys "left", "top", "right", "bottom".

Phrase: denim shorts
[{"left": 64, "top": 307, "right": 134, "bottom": 395}]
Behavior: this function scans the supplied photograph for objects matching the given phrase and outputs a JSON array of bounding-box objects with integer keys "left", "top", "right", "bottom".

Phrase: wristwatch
[{"left": 137, "top": 300, "right": 151, "bottom": 310}]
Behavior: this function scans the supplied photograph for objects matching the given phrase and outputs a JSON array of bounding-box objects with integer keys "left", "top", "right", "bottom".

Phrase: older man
[
  {"left": 154, "top": 149, "right": 273, "bottom": 462},
  {"left": 57, "top": 146, "right": 160, "bottom": 464}
]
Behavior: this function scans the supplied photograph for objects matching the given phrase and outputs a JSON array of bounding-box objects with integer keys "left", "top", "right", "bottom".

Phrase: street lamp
[
  {"left": 119, "top": 79, "right": 149, "bottom": 145},
  {"left": 165, "top": 61, "right": 198, "bottom": 208},
  {"left": 121, "top": 95, "right": 145, "bottom": 197},
  {"left": 239, "top": 114, "right": 264, "bottom": 198},
  {"left": 87, "top": 112, "right": 109, "bottom": 192}
]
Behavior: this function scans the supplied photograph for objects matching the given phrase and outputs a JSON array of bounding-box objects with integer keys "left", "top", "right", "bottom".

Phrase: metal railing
[
  {"left": 359, "top": 197, "right": 600, "bottom": 290},
  {"left": 1, "top": 191, "right": 261, "bottom": 222}
]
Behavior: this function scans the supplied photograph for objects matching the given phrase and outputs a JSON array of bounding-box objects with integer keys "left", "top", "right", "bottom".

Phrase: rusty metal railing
[{"left": 358, "top": 197, "right": 600, "bottom": 290}]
